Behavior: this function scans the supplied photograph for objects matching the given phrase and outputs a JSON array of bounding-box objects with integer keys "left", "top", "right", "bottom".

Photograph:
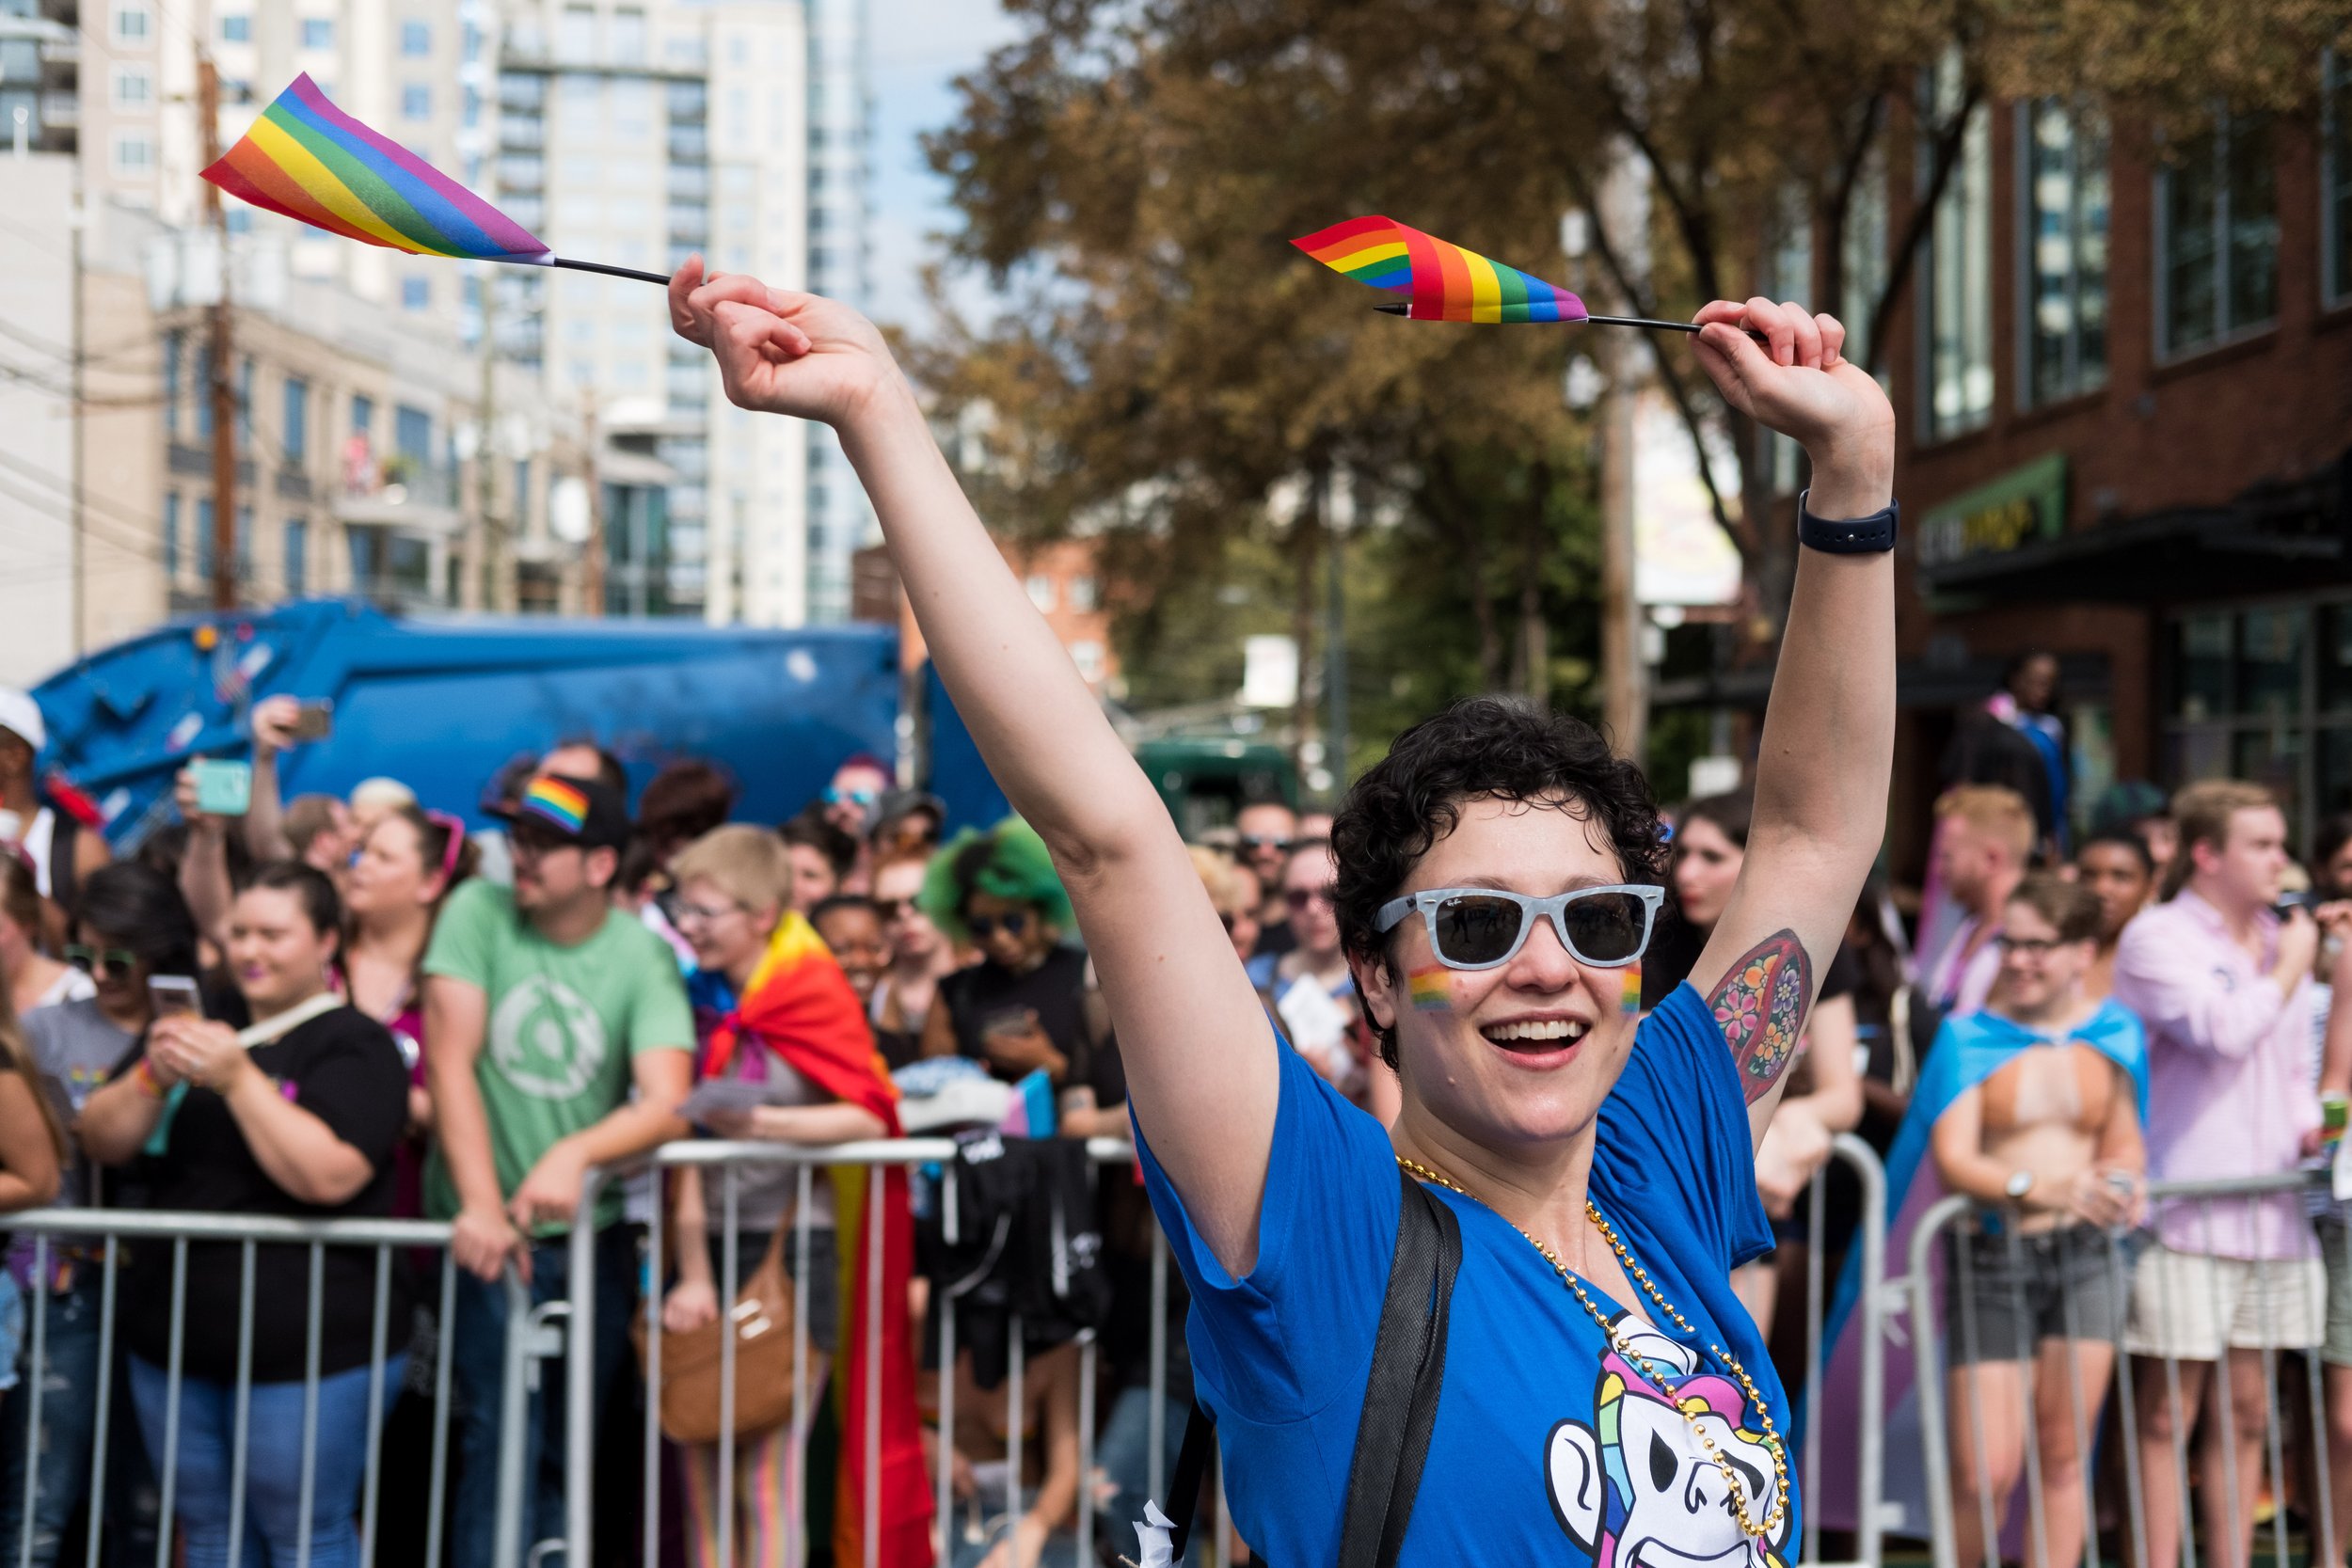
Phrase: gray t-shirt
[{"left": 23, "top": 998, "right": 135, "bottom": 1212}]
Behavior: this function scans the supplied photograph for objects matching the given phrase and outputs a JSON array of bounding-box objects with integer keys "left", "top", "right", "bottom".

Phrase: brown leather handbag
[{"left": 632, "top": 1224, "right": 800, "bottom": 1445}]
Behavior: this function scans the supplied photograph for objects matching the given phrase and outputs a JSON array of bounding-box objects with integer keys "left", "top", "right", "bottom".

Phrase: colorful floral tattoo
[{"left": 1707, "top": 929, "right": 1812, "bottom": 1101}]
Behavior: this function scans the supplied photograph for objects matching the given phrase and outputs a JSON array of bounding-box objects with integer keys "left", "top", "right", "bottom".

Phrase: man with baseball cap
[
  {"left": 0, "top": 689, "right": 108, "bottom": 927},
  {"left": 421, "top": 771, "right": 693, "bottom": 1562}
]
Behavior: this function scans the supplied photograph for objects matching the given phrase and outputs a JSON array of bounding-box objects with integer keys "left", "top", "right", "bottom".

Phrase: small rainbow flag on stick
[
  {"left": 1294, "top": 214, "right": 1747, "bottom": 339},
  {"left": 202, "top": 74, "right": 668, "bottom": 285}
]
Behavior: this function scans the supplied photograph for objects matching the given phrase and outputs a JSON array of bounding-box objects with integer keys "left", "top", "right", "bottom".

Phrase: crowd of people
[{"left": 0, "top": 270, "right": 2342, "bottom": 1568}]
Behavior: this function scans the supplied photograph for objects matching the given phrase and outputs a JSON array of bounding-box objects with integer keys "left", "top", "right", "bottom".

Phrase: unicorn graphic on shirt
[{"left": 1544, "top": 1317, "right": 1791, "bottom": 1568}]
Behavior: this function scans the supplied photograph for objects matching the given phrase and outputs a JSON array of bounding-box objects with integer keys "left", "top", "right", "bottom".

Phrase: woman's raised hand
[
  {"left": 1691, "top": 298, "right": 1895, "bottom": 480},
  {"left": 667, "top": 254, "right": 898, "bottom": 429}
]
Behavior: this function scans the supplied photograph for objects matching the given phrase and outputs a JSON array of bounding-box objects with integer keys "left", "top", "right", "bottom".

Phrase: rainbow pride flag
[
  {"left": 202, "top": 74, "right": 551, "bottom": 265},
  {"left": 1293, "top": 214, "right": 1588, "bottom": 323}
]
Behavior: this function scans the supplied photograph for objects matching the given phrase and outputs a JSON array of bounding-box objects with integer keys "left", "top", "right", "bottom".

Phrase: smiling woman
[{"left": 669, "top": 259, "right": 1899, "bottom": 1564}]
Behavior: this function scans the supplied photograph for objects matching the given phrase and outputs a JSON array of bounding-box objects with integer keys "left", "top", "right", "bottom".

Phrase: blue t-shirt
[{"left": 1135, "top": 981, "right": 1796, "bottom": 1567}]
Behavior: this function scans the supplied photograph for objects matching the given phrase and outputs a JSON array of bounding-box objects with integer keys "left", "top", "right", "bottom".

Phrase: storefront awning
[{"left": 1918, "top": 453, "right": 2352, "bottom": 603}]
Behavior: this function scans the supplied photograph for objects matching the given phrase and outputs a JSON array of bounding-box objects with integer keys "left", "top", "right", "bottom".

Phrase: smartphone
[
  {"left": 288, "top": 700, "right": 334, "bottom": 742},
  {"left": 190, "top": 757, "right": 253, "bottom": 816},
  {"left": 148, "top": 975, "right": 202, "bottom": 1020}
]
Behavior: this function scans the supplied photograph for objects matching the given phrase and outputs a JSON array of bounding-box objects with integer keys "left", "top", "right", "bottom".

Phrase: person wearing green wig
[{"left": 917, "top": 818, "right": 1119, "bottom": 1131}]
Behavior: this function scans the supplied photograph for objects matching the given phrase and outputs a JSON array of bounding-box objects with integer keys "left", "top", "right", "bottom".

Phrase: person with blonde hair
[
  {"left": 1927, "top": 784, "right": 2037, "bottom": 1019},
  {"left": 662, "top": 823, "right": 929, "bottom": 1568},
  {"left": 2116, "top": 780, "right": 2332, "bottom": 1568}
]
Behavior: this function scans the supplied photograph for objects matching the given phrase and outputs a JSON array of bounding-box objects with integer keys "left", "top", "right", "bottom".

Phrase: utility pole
[
  {"left": 199, "top": 55, "right": 237, "bottom": 610},
  {"left": 580, "top": 399, "right": 604, "bottom": 615},
  {"left": 475, "top": 270, "right": 501, "bottom": 610},
  {"left": 1590, "top": 151, "right": 1650, "bottom": 763}
]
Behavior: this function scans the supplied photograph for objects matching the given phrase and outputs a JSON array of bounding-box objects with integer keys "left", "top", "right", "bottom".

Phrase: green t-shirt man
[{"left": 422, "top": 876, "right": 694, "bottom": 1230}]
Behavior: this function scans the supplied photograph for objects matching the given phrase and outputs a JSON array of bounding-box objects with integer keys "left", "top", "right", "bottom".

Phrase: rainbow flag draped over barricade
[
  {"left": 201, "top": 73, "right": 552, "bottom": 264},
  {"left": 699, "top": 914, "right": 934, "bottom": 1568},
  {"left": 1292, "top": 214, "right": 1589, "bottom": 322}
]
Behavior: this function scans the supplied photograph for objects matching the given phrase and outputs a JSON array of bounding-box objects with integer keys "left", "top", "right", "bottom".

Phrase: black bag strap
[{"left": 1165, "top": 1166, "right": 1461, "bottom": 1567}]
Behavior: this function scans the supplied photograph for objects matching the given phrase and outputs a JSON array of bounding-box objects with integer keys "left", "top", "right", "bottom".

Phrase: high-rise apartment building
[{"left": 494, "top": 0, "right": 867, "bottom": 626}]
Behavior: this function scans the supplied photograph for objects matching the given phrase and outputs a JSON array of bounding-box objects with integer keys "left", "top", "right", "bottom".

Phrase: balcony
[{"left": 332, "top": 451, "right": 462, "bottom": 533}]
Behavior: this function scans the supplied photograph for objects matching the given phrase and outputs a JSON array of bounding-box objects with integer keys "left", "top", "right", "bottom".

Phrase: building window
[
  {"left": 394, "top": 404, "right": 432, "bottom": 460},
  {"left": 282, "top": 375, "right": 309, "bottom": 464},
  {"left": 114, "top": 68, "right": 151, "bottom": 105},
  {"left": 219, "top": 12, "right": 247, "bottom": 41},
  {"left": 113, "top": 133, "right": 154, "bottom": 173},
  {"left": 2158, "top": 111, "right": 2278, "bottom": 357},
  {"left": 2020, "top": 99, "right": 2110, "bottom": 406},
  {"left": 351, "top": 392, "right": 373, "bottom": 437},
  {"left": 1838, "top": 147, "right": 1889, "bottom": 372},
  {"left": 557, "top": 6, "right": 594, "bottom": 61},
  {"left": 1025, "top": 573, "right": 1056, "bottom": 612},
  {"left": 163, "top": 492, "right": 181, "bottom": 578},
  {"left": 1920, "top": 53, "right": 1993, "bottom": 439},
  {"left": 610, "top": 8, "right": 644, "bottom": 62},
  {"left": 112, "top": 4, "right": 149, "bottom": 41},
  {"left": 162, "top": 331, "right": 181, "bottom": 434},
  {"left": 1762, "top": 185, "right": 1810, "bottom": 492},
  {"left": 401, "top": 84, "right": 431, "bottom": 120},
  {"left": 299, "top": 16, "right": 332, "bottom": 48},
  {"left": 2326, "top": 51, "right": 2350, "bottom": 306},
  {"left": 195, "top": 345, "right": 214, "bottom": 437},
  {"left": 2167, "top": 600, "right": 2352, "bottom": 853},
  {"left": 1068, "top": 575, "right": 1099, "bottom": 613},
  {"left": 401, "top": 277, "right": 430, "bottom": 310},
  {"left": 400, "top": 19, "right": 429, "bottom": 55},
  {"left": 1070, "top": 640, "right": 1104, "bottom": 684},
  {"left": 236, "top": 358, "right": 253, "bottom": 450},
  {"left": 196, "top": 498, "right": 215, "bottom": 582},
  {"left": 283, "top": 519, "right": 308, "bottom": 594}
]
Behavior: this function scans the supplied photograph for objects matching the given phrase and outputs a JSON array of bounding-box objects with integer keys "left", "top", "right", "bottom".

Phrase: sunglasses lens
[
  {"left": 1429, "top": 895, "right": 1527, "bottom": 967},
  {"left": 1562, "top": 892, "right": 1648, "bottom": 963}
]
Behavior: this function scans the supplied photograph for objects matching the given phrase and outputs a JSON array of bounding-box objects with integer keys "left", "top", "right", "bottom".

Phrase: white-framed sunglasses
[{"left": 1374, "top": 884, "right": 1665, "bottom": 972}]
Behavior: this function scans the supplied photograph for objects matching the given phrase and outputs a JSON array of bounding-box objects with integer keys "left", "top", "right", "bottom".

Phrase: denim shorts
[
  {"left": 0, "top": 1270, "right": 22, "bottom": 1393},
  {"left": 1944, "top": 1221, "right": 2130, "bottom": 1365}
]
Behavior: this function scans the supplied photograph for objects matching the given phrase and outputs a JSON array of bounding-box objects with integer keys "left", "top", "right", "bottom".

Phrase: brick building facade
[{"left": 1875, "top": 72, "right": 2352, "bottom": 868}]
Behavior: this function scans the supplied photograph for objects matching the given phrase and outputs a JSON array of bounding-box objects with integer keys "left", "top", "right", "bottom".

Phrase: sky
[{"left": 864, "top": 0, "right": 1025, "bottom": 331}]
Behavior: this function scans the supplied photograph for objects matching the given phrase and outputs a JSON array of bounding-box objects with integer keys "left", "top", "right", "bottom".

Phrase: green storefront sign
[{"left": 1916, "top": 451, "right": 2068, "bottom": 573}]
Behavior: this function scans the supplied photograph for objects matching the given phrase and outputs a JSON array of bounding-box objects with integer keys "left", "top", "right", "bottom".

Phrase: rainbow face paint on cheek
[
  {"left": 1619, "top": 967, "right": 1644, "bottom": 1016},
  {"left": 1407, "top": 964, "right": 1454, "bottom": 1012}
]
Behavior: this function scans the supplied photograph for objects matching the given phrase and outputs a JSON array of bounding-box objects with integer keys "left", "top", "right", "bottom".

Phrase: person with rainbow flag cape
[
  {"left": 1812, "top": 875, "right": 2147, "bottom": 1560},
  {"left": 663, "top": 824, "right": 931, "bottom": 1568}
]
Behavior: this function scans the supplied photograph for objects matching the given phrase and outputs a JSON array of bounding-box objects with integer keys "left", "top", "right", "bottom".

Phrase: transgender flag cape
[{"left": 1806, "top": 1001, "right": 2148, "bottom": 1537}]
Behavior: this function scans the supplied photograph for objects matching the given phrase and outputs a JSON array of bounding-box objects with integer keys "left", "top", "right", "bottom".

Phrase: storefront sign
[{"left": 1916, "top": 452, "right": 2068, "bottom": 572}]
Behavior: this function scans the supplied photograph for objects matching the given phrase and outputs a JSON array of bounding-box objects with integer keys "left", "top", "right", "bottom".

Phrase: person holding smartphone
[
  {"left": 0, "top": 863, "right": 196, "bottom": 1566},
  {"left": 76, "top": 863, "right": 408, "bottom": 1568}
]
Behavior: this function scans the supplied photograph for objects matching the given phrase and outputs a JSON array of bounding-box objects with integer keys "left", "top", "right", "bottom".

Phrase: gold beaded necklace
[{"left": 1393, "top": 1155, "right": 1789, "bottom": 1540}]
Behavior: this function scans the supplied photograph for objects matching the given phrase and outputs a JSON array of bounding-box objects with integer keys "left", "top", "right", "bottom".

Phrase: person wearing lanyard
[
  {"left": 668, "top": 264, "right": 1898, "bottom": 1562},
  {"left": 77, "top": 863, "right": 410, "bottom": 1568}
]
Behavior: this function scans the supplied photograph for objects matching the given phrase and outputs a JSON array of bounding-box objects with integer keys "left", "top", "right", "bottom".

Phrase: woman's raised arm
[{"left": 672, "top": 262, "right": 1281, "bottom": 1273}]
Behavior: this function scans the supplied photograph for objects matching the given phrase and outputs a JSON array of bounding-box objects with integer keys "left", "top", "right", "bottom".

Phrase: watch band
[{"left": 1797, "top": 488, "right": 1899, "bottom": 554}]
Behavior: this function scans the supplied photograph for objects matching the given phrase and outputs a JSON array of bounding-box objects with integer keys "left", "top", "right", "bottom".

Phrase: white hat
[{"left": 0, "top": 689, "right": 43, "bottom": 752}]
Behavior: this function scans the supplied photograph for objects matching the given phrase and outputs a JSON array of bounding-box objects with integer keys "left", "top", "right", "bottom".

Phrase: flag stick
[
  {"left": 1373, "top": 301, "right": 1768, "bottom": 341},
  {"left": 553, "top": 256, "right": 672, "bottom": 285}
]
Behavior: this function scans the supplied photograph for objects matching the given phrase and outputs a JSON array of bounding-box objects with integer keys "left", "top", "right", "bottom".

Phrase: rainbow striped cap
[{"left": 493, "top": 771, "right": 630, "bottom": 849}]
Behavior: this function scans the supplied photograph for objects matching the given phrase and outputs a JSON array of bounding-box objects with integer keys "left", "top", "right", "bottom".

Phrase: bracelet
[
  {"left": 1797, "top": 487, "right": 1899, "bottom": 554},
  {"left": 132, "top": 1058, "right": 164, "bottom": 1100}
]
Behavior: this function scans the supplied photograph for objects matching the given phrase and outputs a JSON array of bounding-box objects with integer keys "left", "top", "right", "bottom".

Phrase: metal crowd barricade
[
  {"left": 1907, "top": 1170, "right": 2342, "bottom": 1568},
  {"left": 1795, "top": 1134, "right": 1889, "bottom": 1568},
  {"left": 564, "top": 1136, "right": 1144, "bottom": 1568},
  {"left": 2, "top": 1207, "right": 534, "bottom": 1568},
  {"left": 563, "top": 1132, "right": 1890, "bottom": 1568}
]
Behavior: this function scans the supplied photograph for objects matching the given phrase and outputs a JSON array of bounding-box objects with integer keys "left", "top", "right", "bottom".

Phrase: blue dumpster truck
[{"left": 28, "top": 598, "right": 1009, "bottom": 848}]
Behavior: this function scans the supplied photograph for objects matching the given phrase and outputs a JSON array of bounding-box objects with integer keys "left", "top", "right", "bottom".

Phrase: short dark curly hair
[{"left": 1331, "top": 698, "right": 1668, "bottom": 1068}]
